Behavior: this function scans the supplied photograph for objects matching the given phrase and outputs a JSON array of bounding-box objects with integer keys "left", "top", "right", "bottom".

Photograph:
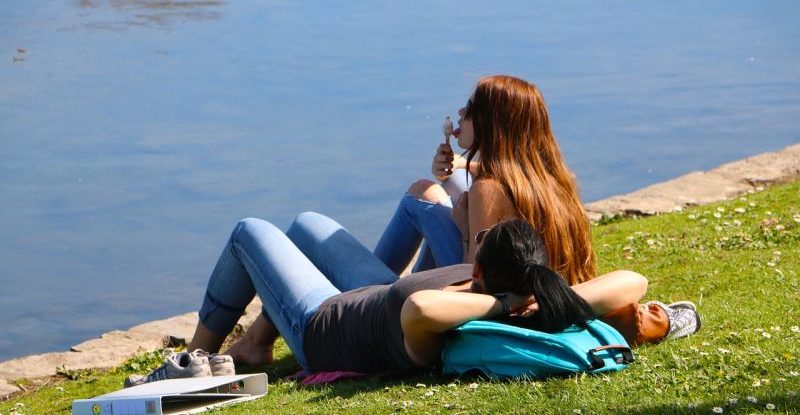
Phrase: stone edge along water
[{"left": 0, "top": 143, "right": 798, "bottom": 399}]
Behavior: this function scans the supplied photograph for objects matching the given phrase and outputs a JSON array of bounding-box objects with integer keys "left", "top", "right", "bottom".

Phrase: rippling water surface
[{"left": 0, "top": 1, "right": 798, "bottom": 361}]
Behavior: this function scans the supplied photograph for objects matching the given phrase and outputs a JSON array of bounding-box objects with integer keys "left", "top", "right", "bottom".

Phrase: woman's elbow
[
  {"left": 401, "top": 291, "right": 436, "bottom": 329},
  {"left": 617, "top": 270, "right": 648, "bottom": 302}
]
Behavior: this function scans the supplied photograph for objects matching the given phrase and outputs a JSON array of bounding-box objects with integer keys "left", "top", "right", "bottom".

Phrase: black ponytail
[{"left": 475, "top": 220, "right": 595, "bottom": 333}]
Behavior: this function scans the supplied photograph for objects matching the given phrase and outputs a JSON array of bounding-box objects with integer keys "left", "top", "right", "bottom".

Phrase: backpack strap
[
  {"left": 583, "top": 321, "right": 635, "bottom": 369},
  {"left": 587, "top": 345, "right": 635, "bottom": 369}
]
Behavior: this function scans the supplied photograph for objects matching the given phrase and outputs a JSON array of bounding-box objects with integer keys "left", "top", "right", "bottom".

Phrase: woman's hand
[
  {"left": 507, "top": 292, "right": 539, "bottom": 317},
  {"left": 431, "top": 143, "right": 455, "bottom": 180}
]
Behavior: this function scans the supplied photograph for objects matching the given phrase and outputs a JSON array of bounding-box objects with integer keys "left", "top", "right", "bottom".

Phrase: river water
[{"left": 1, "top": 1, "right": 798, "bottom": 362}]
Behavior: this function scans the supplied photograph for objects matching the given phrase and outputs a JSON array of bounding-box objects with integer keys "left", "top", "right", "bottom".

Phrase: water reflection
[{"left": 76, "top": 0, "right": 225, "bottom": 29}]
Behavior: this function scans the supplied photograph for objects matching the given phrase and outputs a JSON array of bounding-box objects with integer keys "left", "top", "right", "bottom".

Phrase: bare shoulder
[
  {"left": 469, "top": 178, "right": 517, "bottom": 221},
  {"left": 470, "top": 177, "right": 505, "bottom": 195}
]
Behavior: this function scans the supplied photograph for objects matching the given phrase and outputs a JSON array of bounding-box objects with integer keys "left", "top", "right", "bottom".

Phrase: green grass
[{"left": 3, "top": 182, "right": 799, "bottom": 414}]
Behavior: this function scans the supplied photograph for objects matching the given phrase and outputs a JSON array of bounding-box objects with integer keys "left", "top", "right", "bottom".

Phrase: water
[{"left": 1, "top": 1, "right": 798, "bottom": 362}]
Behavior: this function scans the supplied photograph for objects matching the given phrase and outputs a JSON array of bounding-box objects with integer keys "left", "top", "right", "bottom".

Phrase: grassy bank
[{"left": 3, "top": 182, "right": 799, "bottom": 414}]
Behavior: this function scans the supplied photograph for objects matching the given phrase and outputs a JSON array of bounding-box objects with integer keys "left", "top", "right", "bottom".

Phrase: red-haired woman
[
  {"left": 375, "top": 75, "right": 593, "bottom": 285},
  {"left": 373, "top": 75, "right": 698, "bottom": 343}
]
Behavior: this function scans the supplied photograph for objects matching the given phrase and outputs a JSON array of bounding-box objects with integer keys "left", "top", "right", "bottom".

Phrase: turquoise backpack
[{"left": 441, "top": 319, "right": 634, "bottom": 379}]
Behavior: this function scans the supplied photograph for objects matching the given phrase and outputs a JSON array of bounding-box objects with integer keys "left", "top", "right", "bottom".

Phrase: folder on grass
[{"left": 71, "top": 373, "right": 267, "bottom": 415}]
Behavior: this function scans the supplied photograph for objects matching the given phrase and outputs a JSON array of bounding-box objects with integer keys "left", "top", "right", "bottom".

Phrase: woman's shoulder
[
  {"left": 469, "top": 178, "right": 518, "bottom": 220},
  {"left": 470, "top": 177, "right": 505, "bottom": 195}
]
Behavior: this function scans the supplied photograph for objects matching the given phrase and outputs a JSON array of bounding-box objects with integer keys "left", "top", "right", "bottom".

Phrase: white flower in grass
[
  {"left": 711, "top": 406, "right": 724, "bottom": 413},
  {"left": 752, "top": 379, "right": 762, "bottom": 387},
  {"left": 775, "top": 224, "right": 785, "bottom": 231},
  {"left": 733, "top": 220, "right": 742, "bottom": 226},
  {"left": 700, "top": 218, "right": 708, "bottom": 224},
  {"left": 717, "top": 348, "right": 731, "bottom": 354},
  {"left": 770, "top": 326, "right": 781, "bottom": 332},
  {"left": 761, "top": 332, "right": 772, "bottom": 338},
  {"left": 734, "top": 207, "right": 746, "bottom": 213},
  {"left": 688, "top": 214, "right": 697, "bottom": 220},
  {"left": 766, "top": 403, "right": 776, "bottom": 411},
  {"left": 756, "top": 186, "right": 765, "bottom": 191},
  {"left": 687, "top": 403, "right": 699, "bottom": 409},
  {"left": 646, "top": 239, "right": 655, "bottom": 246},
  {"left": 714, "top": 213, "right": 722, "bottom": 219},
  {"left": 766, "top": 262, "right": 775, "bottom": 267},
  {"left": 789, "top": 371, "right": 799, "bottom": 377},
  {"left": 746, "top": 396, "right": 758, "bottom": 404},
  {"left": 424, "top": 390, "right": 434, "bottom": 397},
  {"left": 765, "top": 211, "right": 772, "bottom": 215},
  {"left": 773, "top": 250, "right": 782, "bottom": 256},
  {"left": 717, "top": 207, "right": 725, "bottom": 212},
  {"left": 727, "top": 398, "right": 738, "bottom": 405},
  {"left": 794, "top": 215, "right": 800, "bottom": 223},
  {"left": 573, "top": 410, "right": 582, "bottom": 414},
  {"left": 791, "top": 326, "right": 800, "bottom": 333},
  {"left": 715, "top": 226, "right": 723, "bottom": 232},
  {"left": 702, "top": 341, "right": 712, "bottom": 346},
  {"left": 415, "top": 383, "right": 426, "bottom": 388},
  {"left": 750, "top": 202, "right": 757, "bottom": 207},
  {"left": 468, "top": 383, "right": 478, "bottom": 390}
]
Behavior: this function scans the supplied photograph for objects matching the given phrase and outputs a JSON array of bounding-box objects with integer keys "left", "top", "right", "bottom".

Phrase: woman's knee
[
  {"left": 407, "top": 179, "right": 450, "bottom": 205},
  {"left": 234, "top": 217, "right": 281, "bottom": 243},
  {"left": 289, "top": 211, "right": 343, "bottom": 239}
]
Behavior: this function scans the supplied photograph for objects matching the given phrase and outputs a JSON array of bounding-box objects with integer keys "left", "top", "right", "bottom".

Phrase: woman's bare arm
[
  {"left": 400, "top": 290, "right": 507, "bottom": 366},
  {"left": 572, "top": 270, "right": 649, "bottom": 315}
]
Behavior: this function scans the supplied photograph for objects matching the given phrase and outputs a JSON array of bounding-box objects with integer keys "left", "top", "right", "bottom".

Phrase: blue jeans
[
  {"left": 198, "top": 213, "right": 397, "bottom": 371},
  {"left": 373, "top": 169, "right": 471, "bottom": 274}
]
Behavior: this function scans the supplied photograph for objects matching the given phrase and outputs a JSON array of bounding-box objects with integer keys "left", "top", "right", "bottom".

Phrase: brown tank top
[{"left": 302, "top": 264, "right": 472, "bottom": 373}]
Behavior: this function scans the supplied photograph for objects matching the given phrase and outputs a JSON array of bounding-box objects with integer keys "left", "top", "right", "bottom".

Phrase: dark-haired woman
[{"left": 176, "top": 216, "right": 646, "bottom": 375}]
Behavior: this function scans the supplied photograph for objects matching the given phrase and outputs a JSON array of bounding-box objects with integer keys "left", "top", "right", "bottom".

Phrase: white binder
[{"left": 72, "top": 373, "right": 267, "bottom": 415}]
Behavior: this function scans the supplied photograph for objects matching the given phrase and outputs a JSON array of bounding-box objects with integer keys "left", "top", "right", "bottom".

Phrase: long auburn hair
[{"left": 465, "top": 75, "right": 595, "bottom": 285}]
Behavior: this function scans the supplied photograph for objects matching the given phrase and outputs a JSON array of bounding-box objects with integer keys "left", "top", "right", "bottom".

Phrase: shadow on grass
[{"left": 232, "top": 354, "right": 302, "bottom": 380}]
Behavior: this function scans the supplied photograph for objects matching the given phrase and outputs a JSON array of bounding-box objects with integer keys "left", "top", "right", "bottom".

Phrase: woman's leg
[
  {"left": 287, "top": 211, "right": 398, "bottom": 291},
  {"left": 194, "top": 218, "right": 340, "bottom": 371},
  {"left": 374, "top": 180, "right": 463, "bottom": 273}
]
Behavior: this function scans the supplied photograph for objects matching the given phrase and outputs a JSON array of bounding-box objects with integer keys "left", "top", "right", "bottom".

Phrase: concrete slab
[{"left": 585, "top": 143, "right": 800, "bottom": 220}]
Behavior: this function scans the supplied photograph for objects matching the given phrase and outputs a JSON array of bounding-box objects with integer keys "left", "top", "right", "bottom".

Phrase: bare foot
[
  {"left": 222, "top": 314, "right": 279, "bottom": 366},
  {"left": 225, "top": 338, "right": 274, "bottom": 367}
]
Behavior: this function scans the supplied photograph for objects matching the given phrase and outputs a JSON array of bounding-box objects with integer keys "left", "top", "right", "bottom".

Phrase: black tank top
[{"left": 302, "top": 264, "right": 472, "bottom": 373}]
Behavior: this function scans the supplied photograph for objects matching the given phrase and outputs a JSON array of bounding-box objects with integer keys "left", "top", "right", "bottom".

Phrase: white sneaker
[
  {"left": 196, "top": 350, "right": 236, "bottom": 376},
  {"left": 124, "top": 350, "right": 211, "bottom": 388},
  {"left": 647, "top": 301, "right": 701, "bottom": 340}
]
